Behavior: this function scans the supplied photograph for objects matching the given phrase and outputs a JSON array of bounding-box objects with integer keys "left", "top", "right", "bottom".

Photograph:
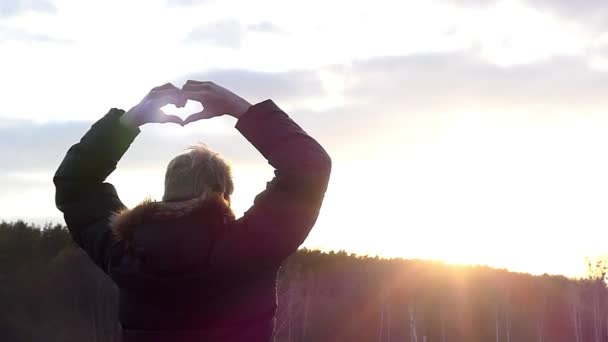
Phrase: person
[{"left": 53, "top": 81, "right": 332, "bottom": 342}]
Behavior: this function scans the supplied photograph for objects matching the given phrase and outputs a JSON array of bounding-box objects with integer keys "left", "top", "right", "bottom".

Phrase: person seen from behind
[{"left": 54, "top": 81, "right": 332, "bottom": 342}]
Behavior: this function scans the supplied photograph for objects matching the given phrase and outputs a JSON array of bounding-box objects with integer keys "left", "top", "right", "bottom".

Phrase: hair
[{"left": 162, "top": 144, "right": 234, "bottom": 203}]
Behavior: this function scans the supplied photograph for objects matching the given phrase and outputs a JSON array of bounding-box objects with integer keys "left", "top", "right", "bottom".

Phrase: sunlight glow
[
  {"left": 2, "top": 0, "right": 608, "bottom": 278},
  {"left": 305, "top": 110, "right": 608, "bottom": 278}
]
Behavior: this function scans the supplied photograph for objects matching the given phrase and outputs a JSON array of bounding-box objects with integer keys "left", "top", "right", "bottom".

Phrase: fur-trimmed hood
[{"left": 111, "top": 193, "right": 236, "bottom": 247}]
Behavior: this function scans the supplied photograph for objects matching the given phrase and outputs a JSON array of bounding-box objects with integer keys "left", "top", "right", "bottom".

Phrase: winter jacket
[{"left": 54, "top": 100, "right": 332, "bottom": 342}]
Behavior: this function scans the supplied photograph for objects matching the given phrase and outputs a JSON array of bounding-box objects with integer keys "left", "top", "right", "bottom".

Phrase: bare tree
[
  {"left": 535, "top": 300, "right": 544, "bottom": 342},
  {"left": 301, "top": 272, "right": 315, "bottom": 341},
  {"left": 409, "top": 305, "right": 418, "bottom": 342},
  {"left": 440, "top": 308, "right": 447, "bottom": 342},
  {"left": 505, "top": 302, "right": 511, "bottom": 342},
  {"left": 536, "top": 319, "right": 544, "bottom": 342},
  {"left": 570, "top": 288, "right": 583, "bottom": 342},
  {"left": 274, "top": 266, "right": 301, "bottom": 342},
  {"left": 378, "top": 302, "right": 384, "bottom": 342},
  {"left": 586, "top": 257, "right": 607, "bottom": 342},
  {"left": 386, "top": 301, "right": 391, "bottom": 342},
  {"left": 495, "top": 304, "right": 500, "bottom": 342},
  {"left": 378, "top": 299, "right": 392, "bottom": 342}
]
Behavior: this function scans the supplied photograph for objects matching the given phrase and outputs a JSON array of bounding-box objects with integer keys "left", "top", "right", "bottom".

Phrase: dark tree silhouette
[{"left": 1, "top": 221, "right": 608, "bottom": 342}]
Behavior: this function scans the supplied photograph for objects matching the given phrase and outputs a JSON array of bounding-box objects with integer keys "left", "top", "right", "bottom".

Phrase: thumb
[
  {"left": 159, "top": 112, "right": 185, "bottom": 126},
  {"left": 184, "top": 108, "right": 216, "bottom": 125}
]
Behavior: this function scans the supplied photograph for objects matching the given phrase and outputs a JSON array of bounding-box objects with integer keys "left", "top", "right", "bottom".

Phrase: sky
[{"left": 2, "top": 0, "right": 608, "bottom": 277}]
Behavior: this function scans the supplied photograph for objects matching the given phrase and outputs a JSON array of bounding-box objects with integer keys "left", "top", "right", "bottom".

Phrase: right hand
[
  {"left": 181, "top": 81, "right": 252, "bottom": 124},
  {"left": 121, "top": 83, "right": 185, "bottom": 128}
]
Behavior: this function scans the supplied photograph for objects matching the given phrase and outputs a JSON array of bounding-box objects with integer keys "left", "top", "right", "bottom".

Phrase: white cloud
[
  {"left": 6, "top": 50, "right": 607, "bottom": 174},
  {"left": 185, "top": 19, "right": 244, "bottom": 48},
  {"left": 528, "top": 0, "right": 608, "bottom": 29},
  {"left": 247, "top": 21, "right": 285, "bottom": 34},
  {"left": 0, "top": 119, "right": 89, "bottom": 172},
  {"left": 0, "top": 25, "right": 71, "bottom": 43},
  {"left": 185, "top": 20, "right": 287, "bottom": 49},
  {"left": 166, "top": 0, "right": 212, "bottom": 7},
  {"left": 0, "top": 0, "right": 599, "bottom": 124},
  {"left": 341, "top": 53, "right": 608, "bottom": 114},
  {"left": 178, "top": 68, "right": 324, "bottom": 104},
  {"left": 444, "top": 0, "right": 608, "bottom": 31},
  {"left": 0, "top": 0, "right": 56, "bottom": 17}
]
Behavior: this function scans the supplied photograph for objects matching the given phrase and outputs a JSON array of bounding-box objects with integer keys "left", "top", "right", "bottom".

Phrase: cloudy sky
[{"left": 2, "top": 0, "right": 608, "bottom": 277}]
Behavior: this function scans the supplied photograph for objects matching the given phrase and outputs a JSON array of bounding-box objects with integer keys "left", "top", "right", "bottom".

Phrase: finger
[
  {"left": 151, "top": 89, "right": 187, "bottom": 107},
  {"left": 159, "top": 113, "right": 185, "bottom": 126},
  {"left": 184, "top": 80, "right": 212, "bottom": 86},
  {"left": 182, "top": 81, "right": 213, "bottom": 91},
  {"left": 148, "top": 91, "right": 182, "bottom": 107},
  {"left": 175, "top": 96, "right": 187, "bottom": 108},
  {"left": 180, "top": 89, "right": 211, "bottom": 102},
  {"left": 143, "top": 97, "right": 180, "bottom": 114},
  {"left": 149, "top": 88, "right": 180, "bottom": 98},
  {"left": 184, "top": 109, "right": 215, "bottom": 124},
  {"left": 152, "top": 83, "right": 180, "bottom": 92}
]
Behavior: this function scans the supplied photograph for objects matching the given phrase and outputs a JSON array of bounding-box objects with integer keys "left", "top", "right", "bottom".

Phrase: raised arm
[
  {"left": 53, "top": 109, "right": 139, "bottom": 270},
  {"left": 181, "top": 81, "right": 332, "bottom": 269},
  {"left": 53, "top": 83, "right": 183, "bottom": 270},
  {"left": 229, "top": 100, "right": 332, "bottom": 264}
]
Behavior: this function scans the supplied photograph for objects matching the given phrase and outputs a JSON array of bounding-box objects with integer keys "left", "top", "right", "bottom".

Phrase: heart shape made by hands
[{"left": 161, "top": 100, "right": 204, "bottom": 123}]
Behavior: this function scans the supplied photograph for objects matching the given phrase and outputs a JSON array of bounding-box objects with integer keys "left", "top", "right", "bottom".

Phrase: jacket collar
[{"left": 111, "top": 193, "right": 235, "bottom": 245}]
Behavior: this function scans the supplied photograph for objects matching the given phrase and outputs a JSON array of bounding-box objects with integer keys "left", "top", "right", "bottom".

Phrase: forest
[{"left": 1, "top": 220, "right": 607, "bottom": 342}]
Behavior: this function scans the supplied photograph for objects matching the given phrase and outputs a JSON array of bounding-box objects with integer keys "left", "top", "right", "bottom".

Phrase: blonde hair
[{"left": 163, "top": 144, "right": 234, "bottom": 203}]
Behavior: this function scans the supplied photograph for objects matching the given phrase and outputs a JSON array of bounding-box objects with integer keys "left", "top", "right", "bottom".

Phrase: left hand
[
  {"left": 121, "top": 83, "right": 186, "bottom": 128},
  {"left": 181, "top": 80, "right": 251, "bottom": 123}
]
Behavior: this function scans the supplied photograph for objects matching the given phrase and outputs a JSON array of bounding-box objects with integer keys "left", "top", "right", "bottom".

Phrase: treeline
[
  {"left": 1, "top": 220, "right": 607, "bottom": 342},
  {"left": 0, "top": 220, "right": 72, "bottom": 273}
]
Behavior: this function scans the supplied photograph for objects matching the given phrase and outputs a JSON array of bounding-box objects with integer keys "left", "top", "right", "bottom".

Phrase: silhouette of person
[{"left": 54, "top": 81, "right": 332, "bottom": 342}]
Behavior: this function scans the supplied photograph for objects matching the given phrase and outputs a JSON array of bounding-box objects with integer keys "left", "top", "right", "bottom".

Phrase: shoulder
[{"left": 111, "top": 193, "right": 236, "bottom": 248}]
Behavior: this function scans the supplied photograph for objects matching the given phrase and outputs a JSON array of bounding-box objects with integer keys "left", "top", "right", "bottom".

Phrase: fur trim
[{"left": 111, "top": 192, "right": 235, "bottom": 247}]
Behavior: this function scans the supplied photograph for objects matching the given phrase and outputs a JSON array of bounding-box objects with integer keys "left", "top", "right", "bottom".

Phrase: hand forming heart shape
[
  {"left": 160, "top": 100, "right": 204, "bottom": 121},
  {"left": 121, "top": 81, "right": 252, "bottom": 128}
]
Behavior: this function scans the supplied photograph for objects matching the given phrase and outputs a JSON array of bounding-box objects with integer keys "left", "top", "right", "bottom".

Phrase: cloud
[
  {"left": 185, "top": 20, "right": 244, "bottom": 48},
  {"left": 0, "top": 66, "right": 325, "bottom": 174},
  {"left": 185, "top": 20, "right": 286, "bottom": 49},
  {"left": 4, "top": 51, "right": 608, "bottom": 188},
  {"left": 247, "top": 21, "right": 285, "bottom": 34},
  {"left": 527, "top": 0, "right": 608, "bottom": 26},
  {"left": 446, "top": 0, "right": 495, "bottom": 7},
  {"left": 445, "top": 0, "right": 608, "bottom": 30},
  {"left": 4, "top": 52, "right": 608, "bottom": 232},
  {"left": 166, "top": 0, "right": 211, "bottom": 7},
  {"left": 1, "top": 172, "right": 50, "bottom": 193},
  {"left": 0, "top": 119, "right": 90, "bottom": 173},
  {"left": 0, "top": 0, "right": 56, "bottom": 17},
  {"left": 177, "top": 68, "right": 325, "bottom": 104},
  {"left": 286, "top": 52, "right": 608, "bottom": 158},
  {"left": 0, "top": 26, "right": 71, "bottom": 43},
  {"left": 338, "top": 53, "right": 608, "bottom": 115},
  {"left": 0, "top": 117, "right": 260, "bottom": 174}
]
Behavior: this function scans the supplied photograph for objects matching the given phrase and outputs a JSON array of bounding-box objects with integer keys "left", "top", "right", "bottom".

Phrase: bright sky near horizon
[{"left": 2, "top": 0, "right": 608, "bottom": 278}]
